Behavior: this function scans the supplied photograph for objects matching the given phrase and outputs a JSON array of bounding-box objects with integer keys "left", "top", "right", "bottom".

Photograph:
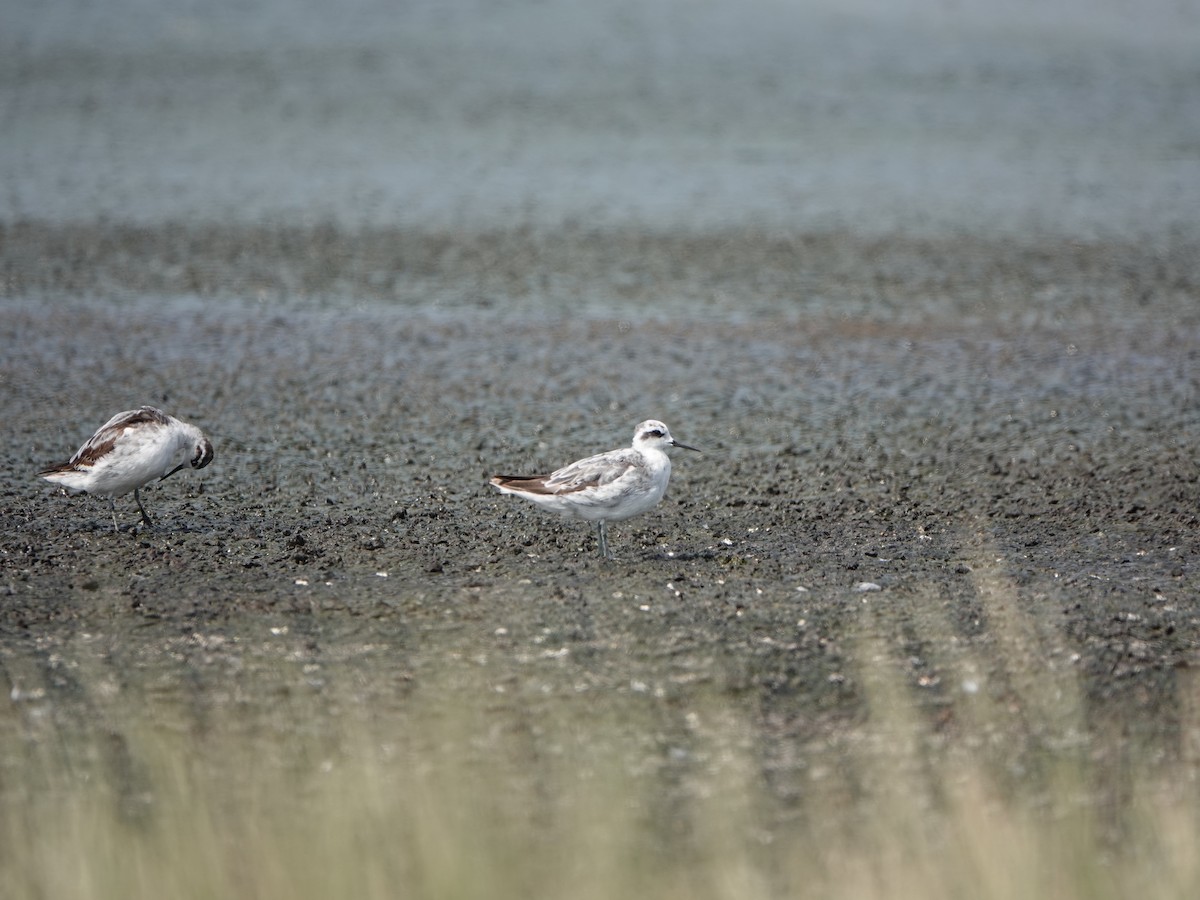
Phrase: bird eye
[{"left": 646, "top": 429, "right": 664, "bottom": 438}]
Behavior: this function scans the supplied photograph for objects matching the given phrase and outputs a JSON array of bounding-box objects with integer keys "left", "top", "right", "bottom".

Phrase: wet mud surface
[
  {"left": 3, "top": 1, "right": 1200, "bottom": 817},
  {"left": 2, "top": 223, "right": 1198, "bottom": 791}
]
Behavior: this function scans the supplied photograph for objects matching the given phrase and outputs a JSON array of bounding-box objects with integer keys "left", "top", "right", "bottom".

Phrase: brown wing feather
[
  {"left": 43, "top": 406, "right": 173, "bottom": 473},
  {"left": 490, "top": 472, "right": 605, "bottom": 495},
  {"left": 492, "top": 475, "right": 554, "bottom": 494},
  {"left": 48, "top": 435, "right": 118, "bottom": 471},
  {"left": 127, "top": 406, "right": 173, "bottom": 426}
]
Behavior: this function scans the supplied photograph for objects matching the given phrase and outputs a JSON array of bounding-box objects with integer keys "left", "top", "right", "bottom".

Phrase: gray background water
[{"left": 4, "top": 0, "right": 1198, "bottom": 239}]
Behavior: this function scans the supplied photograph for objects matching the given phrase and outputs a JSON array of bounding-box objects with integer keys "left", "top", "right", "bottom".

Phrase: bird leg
[
  {"left": 133, "top": 488, "right": 155, "bottom": 529},
  {"left": 108, "top": 498, "right": 119, "bottom": 533},
  {"left": 596, "top": 521, "right": 611, "bottom": 559}
]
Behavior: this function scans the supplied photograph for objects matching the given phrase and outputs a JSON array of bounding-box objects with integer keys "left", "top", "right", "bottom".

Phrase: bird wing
[
  {"left": 543, "top": 448, "right": 641, "bottom": 493},
  {"left": 65, "top": 407, "right": 171, "bottom": 469}
]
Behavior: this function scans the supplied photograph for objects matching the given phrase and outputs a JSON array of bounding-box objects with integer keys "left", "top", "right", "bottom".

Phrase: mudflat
[
  {"left": 1, "top": 0, "right": 1198, "bottom": 872},
  {"left": 4, "top": 221, "right": 1198, "bottom": 774}
]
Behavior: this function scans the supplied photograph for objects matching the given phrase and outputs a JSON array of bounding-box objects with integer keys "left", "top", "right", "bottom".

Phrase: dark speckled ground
[
  {"left": 3, "top": 0, "right": 1199, "bottom": 821},
  {"left": 2, "top": 225, "right": 1198, "bottom": 795}
]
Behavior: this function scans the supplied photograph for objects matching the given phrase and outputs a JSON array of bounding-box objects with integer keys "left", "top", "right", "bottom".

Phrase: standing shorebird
[
  {"left": 39, "top": 406, "right": 215, "bottom": 531},
  {"left": 490, "top": 419, "right": 699, "bottom": 558}
]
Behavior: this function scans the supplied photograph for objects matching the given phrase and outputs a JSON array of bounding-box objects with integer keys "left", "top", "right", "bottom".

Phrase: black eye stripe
[{"left": 192, "top": 440, "right": 215, "bottom": 468}]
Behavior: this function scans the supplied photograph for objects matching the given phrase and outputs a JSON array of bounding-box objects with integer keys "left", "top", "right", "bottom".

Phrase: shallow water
[{"left": 2, "top": 0, "right": 1198, "bottom": 236}]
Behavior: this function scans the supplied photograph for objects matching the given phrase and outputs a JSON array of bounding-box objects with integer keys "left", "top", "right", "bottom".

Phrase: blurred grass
[{"left": 2, "top": 568, "right": 1198, "bottom": 900}]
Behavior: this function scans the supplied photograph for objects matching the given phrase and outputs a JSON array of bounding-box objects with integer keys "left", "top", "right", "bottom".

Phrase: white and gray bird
[
  {"left": 39, "top": 406, "right": 215, "bottom": 531},
  {"left": 490, "top": 420, "right": 699, "bottom": 558}
]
